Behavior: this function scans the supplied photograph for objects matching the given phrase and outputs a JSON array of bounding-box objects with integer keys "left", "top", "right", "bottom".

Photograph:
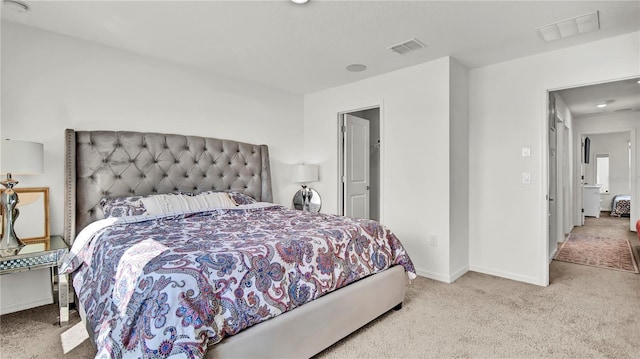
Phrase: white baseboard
[
  {"left": 0, "top": 295, "right": 53, "bottom": 315},
  {"left": 0, "top": 268, "right": 54, "bottom": 315},
  {"left": 414, "top": 265, "right": 469, "bottom": 284},
  {"left": 414, "top": 267, "right": 450, "bottom": 283},
  {"left": 449, "top": 265, "right": 469, "bottom": 283},
  {"left": 548, "top": 248, "right": 558, "bottom": 264},
  {"left": 469, "top": 264, "right": 545, "bottom": 287}
]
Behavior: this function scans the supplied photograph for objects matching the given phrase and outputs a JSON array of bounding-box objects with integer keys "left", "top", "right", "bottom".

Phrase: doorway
[
  {"left": 548, "top": 77, "right": 639, "bottom": 270},
  {"left": 338, "top": 107, "right": 381, "bottom": 221},
  {"left": 548, "top": 93, "right": 559, "bottom": 260}
]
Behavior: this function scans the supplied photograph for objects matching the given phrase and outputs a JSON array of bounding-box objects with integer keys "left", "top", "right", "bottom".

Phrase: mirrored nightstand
[{"left": 0, "top": 236, "right": 70, "bottom": 324}]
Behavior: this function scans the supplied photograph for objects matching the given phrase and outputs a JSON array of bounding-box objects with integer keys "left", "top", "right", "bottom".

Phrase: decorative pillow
[
  {"left": 101, "top": 192, "right": 186, "bottom": 218},
  {"left": 141, "top": 191, "right": 237, "bottom": 215},
  {"left": 101, "top": 195, "right": 148, "bottom": 218},
  {"left": 228, "top": 191, "right": 258, "bottom": 205}
]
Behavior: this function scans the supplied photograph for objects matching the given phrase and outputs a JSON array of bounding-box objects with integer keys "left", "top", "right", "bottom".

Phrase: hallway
[{"left": 565, "top": 212, "right": 639, "bottom": 269}]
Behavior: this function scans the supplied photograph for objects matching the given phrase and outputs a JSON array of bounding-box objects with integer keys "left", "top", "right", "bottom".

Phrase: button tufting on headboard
[{"left": 64, "top": 129, "right": 273, "bottom": 242}]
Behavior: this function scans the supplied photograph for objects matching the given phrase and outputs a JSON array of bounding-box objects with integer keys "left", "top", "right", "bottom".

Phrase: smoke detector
[
  {"left": 346, "top": 64, "right": 367, "bottom": 72},
  {"left": 389, "top": 38, "right": 426, "bottom": 55}
]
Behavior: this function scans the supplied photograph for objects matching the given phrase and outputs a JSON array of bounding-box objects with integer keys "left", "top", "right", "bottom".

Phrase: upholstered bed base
[
  {"left": 65, "top": 129, "right": 408, "bottom": 358},
  {"left": 76, "top": 265, "right": 407, "bottom": 358},
  {"left": 208, "top": 265, "right": 407, "bottom": 358}
]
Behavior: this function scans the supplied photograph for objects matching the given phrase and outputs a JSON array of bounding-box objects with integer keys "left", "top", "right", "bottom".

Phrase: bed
[
  {"left": 610, "top": 194, "right": 631, "bottom": 217},
  {"left": 62, "top": 129, "right": 415, "bottom": 358}
]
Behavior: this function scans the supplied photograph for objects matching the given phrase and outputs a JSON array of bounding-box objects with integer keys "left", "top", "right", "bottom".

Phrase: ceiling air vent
[
  {"left": 536, "top": 11, "right": 600, "bottom": 42},
  {"left": 389, "top": 38, "right": 426, "bottom": 55}
]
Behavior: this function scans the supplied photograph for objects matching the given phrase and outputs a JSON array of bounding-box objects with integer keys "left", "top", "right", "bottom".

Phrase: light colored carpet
[
  {"left": 2, "top": 213, "right": 638, "bottom": 358},
  {"left": 554, "top": 233, "right": 639, "bottom": 273},
  {"left": 314, "top": 262, "right": 640, "bottom": 358},
  {"left": 1, "top": 260, "right": 639, "bottom": 359}
]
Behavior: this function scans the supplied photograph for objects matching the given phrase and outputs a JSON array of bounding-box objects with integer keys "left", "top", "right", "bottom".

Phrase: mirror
[{"left": 292, "top": 188, "right": 321, "bottom": 213}]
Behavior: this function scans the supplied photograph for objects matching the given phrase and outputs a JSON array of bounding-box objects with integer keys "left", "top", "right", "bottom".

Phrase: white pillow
[{"left": 140, "top": 192, "right": 237, "bottom": 215}]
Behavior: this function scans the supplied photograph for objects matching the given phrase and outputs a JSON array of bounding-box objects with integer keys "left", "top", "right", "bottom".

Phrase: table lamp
[
  {"left": 1, "top": 139, "right": 44, "bottom": 256},
  {"left": 291, "top": 163, "right": 319, "bottom": 212}
]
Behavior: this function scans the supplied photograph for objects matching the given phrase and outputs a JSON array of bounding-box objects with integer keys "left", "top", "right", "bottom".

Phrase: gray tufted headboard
[{"left": 64, "top": 129, "right": 273, "bottom": 243}]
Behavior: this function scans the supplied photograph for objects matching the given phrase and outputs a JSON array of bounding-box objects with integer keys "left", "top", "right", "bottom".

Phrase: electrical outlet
[
  {"left": 429, "top": 234, "right": 438, "bottom": 247},
  {"left": 522, "top": 172, "right": 531, "bottom": 184},
  {"left": 522, "top": 147, "right": 531, "bottom": 157}
]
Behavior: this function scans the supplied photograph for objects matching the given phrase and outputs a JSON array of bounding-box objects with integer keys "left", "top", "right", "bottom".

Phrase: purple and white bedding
[{"left": 61, "top": 203, "right": 415, "bottom": 358}]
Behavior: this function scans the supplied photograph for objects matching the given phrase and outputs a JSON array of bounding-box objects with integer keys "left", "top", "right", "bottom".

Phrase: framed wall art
[{"left": 0, "top": 187, "right": 50, "bottom": 245}]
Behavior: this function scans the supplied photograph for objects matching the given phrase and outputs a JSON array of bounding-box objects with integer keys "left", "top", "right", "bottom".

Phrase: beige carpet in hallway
[
  {"left": 571, "top": 212, "right": 638, "bottom": 245},
  {"left": 2, "top": 259, "right": 639, "bottom": 358},
  {"left": 561, "top": 212, "right": 640, "bottom": 272}
]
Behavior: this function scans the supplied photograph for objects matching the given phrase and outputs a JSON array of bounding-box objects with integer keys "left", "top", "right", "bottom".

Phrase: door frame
[
  {"left": 548, "top": 92, "right": 559, "bottom": 262},
  {"left": 576, "top": 128, "right": 636, "bottom": 230},
  {"left": 544, "top": 76, "right": 639, "bottom": 285},
  {"left": 337, "top": 104, "right": 385, "bottom": 222}
]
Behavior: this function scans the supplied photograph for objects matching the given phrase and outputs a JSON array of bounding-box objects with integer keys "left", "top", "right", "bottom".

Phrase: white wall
[
  {"left": 469, "top": 32, "right": 639, "bottom": 286},
  {"left": 449, "top": 59, "right": 469, "bottom": 278},
  {"left": 0, "top": 269, "right": 52, "bottom": 315},
  {"left": 1, "top": 21, "right": 305, "bottom": 238},
  {"left": 574, "top": 111, "right": 639, "bottom": 227},
  {"left": 304, "top": 57, "right": 466, "bottom": 282},
  {"left": 583, "top": 132, "right": 631, "bottom": 210}
]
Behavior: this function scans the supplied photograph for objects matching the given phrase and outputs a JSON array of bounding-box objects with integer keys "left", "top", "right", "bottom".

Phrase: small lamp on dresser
[
  {"left": 291, "top": 163, "right": 321, "bottom": 212},
  {"left": 0, "top": 139, "right": 44, "bottom": 256}
]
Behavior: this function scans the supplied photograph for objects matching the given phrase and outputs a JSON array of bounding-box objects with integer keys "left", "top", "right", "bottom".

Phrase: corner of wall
[{"left": 448, "top": 58, "right": 470, "bottom": 275}]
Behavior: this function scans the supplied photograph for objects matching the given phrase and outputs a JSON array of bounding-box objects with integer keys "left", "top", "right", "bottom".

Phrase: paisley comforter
[{"left": 61, "top": 204, "right": 415, "bottom": 358}]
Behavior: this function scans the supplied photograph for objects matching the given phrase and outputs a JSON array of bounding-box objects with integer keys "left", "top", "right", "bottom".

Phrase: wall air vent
[{"left": 389, "top": 38, "right": 426, "bottom": 55}]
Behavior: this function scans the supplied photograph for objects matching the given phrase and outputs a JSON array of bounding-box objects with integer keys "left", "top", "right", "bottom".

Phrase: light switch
[
  {"left": 429, "top": 235, "right": 438, "bottom": 247},
  {"left": 522, "top": 172, "right": 531, "bottom": 184},
  {"left": 522, "top": 147, "right": 531, "bottom": 157}
]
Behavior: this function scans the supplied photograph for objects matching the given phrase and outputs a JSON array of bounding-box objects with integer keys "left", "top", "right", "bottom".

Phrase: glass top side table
[{"left": 0, "top": 236, "right": 71, "bottom": 324}]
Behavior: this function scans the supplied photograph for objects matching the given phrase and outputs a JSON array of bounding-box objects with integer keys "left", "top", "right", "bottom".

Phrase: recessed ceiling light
[
  {"left": 3, "top": 0, "right": 29, "bottom": 12},
  {"left": 346, "top": 64, "right": 367, "bottom": 72},
  {"left": 290, "top": 0, "right": 309, "bottom": 4},
  {"left": 596, "top": 100, "right": 615, "bottom": 108}
]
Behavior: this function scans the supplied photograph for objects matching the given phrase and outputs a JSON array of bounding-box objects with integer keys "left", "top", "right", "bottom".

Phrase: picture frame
[{"left": 0, "top": 187, "right": 50, "bottom": 245}]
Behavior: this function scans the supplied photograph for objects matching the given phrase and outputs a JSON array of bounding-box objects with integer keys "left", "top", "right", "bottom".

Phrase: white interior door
[
  {"left": 343, "top": 114, "right": 370, "bottom": 219},
  {"left": 548, "top": 102, "right": 558, "bottom": 258}
]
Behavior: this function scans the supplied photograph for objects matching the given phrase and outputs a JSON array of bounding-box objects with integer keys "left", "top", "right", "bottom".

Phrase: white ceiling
[
  {"left": 2, "top": 0, "right": 639, "bottom": 98},
  {"left": 556, "top": 77, "right": 640, "bottom": 119}
]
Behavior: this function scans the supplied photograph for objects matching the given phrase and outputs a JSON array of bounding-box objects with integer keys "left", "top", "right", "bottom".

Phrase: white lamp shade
[
  {"left": 291, "top": 163, "right": 319, "bottom": 183},
  {"left": 1, "top": 139, "right": 44, "bottom": 175}
]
